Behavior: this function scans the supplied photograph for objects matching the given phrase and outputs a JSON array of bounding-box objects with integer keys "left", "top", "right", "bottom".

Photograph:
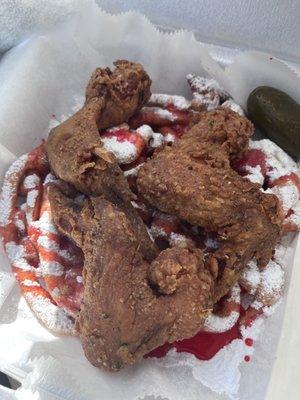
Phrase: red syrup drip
[
  {"left": 245, "top": 338, "right": 253, "bottom": 347},
  {"left": 101, "top": 129, "right": 146, "bottom": 146},
  {"left": 146, "top": 320, "right": 241, "bottom": 361},
  {"left": 232, "top": 149, "right": 267, "bottom": 177}
]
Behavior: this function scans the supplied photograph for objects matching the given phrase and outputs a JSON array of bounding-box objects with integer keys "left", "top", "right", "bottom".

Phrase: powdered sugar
[
  {"left": 262, "top": 300, "right": 281, "bottom": 317},
  {"left": 250, "top": 139, "right": 298, "bottom": 182},
  {"left": 149, "top": 93, "right": 191, "bottom": 110},
  {"left": 193, "top": 93, "right": 219, "bottom": 111},
  {"left": 44, "top": 173, "right": 60, "bottom": 186},
  {"left": 187, "top": 74, "right": 228, "bottom": 98},
  {"left": 244, "top": 165, "right": 264, "bottom": 185},
  {"left": 267, "top": 184, "right": 299, "bottom": 214},
  {"left": 187, "top": 74, "right": 228, "bottom": 111},
  {"left": 31, "top": 212, "right": 59, "bottom": 236},
  {"left": 136, "top": 124, "right": 154, "bottom": 141},
  {"left": 273, "top": 240, "right": 289, "bottom": 267},
  {"left": 164, "top": 133, "right": 176, "bottom": 143},
  {"left": 37, "top": 235, "right": 73, "bottom": 262},
  {"left": 239, "top": 260, "right": 260, "bottom": 295},
  {"left": 5, "top": 242, "right": 26, "bottom": 264},
  {"left": 151, "top": 132, "right": 165, "bottom": 148},
  {"left": 14, "top": 216, "right": 25, "bottom": 233},
  {"left": 221, "top": 99, "right": 245, "bottom": 116},
  {"left": 257, "top": 260, "right": 284, "bottom": 306},
  {"left": 136, "top": 124, "right": 169, "bottom": 148},
  {"left": 249, "top": 138, "right": 299, "bottom": 216},
  {"left": 22, "top": 279, "right": 39, "bottom": 287},
  {"left": 101, "top": 136, "right": 138, "bottom": 164},
  {"left": 25, "top": 187, "right": 40, "bottom": 224},
  {"left": 239, "top": 257, "right": 284, "bottom": 325},
  {"left": 141, "top": 106, "right": 175, "bottom": 121},
  {"left": 284, "top": 201, "right": 300, "bottom": 230},
  {"left": 23, "top": 173, "right": 40, "bottom": 190},
  {"left": 39, "top": 260, "right": 64, "bottom": 277},
  {"left": 205, "top": 311, "right": 240, "bottom": 334},
  {"left": 204, "top": 285, "right": 241, "bottom": 333},
  {"left": 250, "top": 299, "right": 264, "bottom": 310},
  {"left": 26, "top": 189, "right": 39, "bottom": 209},
  {"left": 0, "top": 154, "right": 28, "bottom": 226},
  {"left": 25, "top": 293, "right": 75, "bottom": 334},
  {"left": 5, "top": 242, "right": 35, "bottom": 272}
]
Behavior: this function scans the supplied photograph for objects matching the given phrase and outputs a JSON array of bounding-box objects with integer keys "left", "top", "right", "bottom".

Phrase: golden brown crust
[
  {"left": 85, "top": 60, "right": 152, "bottom": 128},
  {"left": 47, "top": 60, "right": 157, "bottom": 261},
  {"left": 46, "top": 64, "right": 283, "bottom": 372},
  {"left": 49, "top": 186, "right": 213, "bottom": 371},
  {"left": 188, "top": 107, "right": 252, "bottom": 160},
  {"left": 137, "top": 108, "right": 282, "bottom": 301},
  {"left": 47, "top": 60, "right": 151, "bottom": 199}
]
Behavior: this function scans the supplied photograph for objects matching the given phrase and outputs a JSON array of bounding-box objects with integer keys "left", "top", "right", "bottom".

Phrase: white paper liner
[{"left": 0, "top": 3, "right": 299, "bottom": 400}]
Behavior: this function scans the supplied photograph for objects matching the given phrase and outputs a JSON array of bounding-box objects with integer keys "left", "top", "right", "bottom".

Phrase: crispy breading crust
[
  {"left": 47, "top": 60, "right": 157, "bottom": 261},
  {"left": 49, "top": 186, "right": 214, "bottom": 371},
  {"left": 137, "top": 108, "right": 282, "bottom": 301},
  {"left": 46, "top": 62, "right": 282, "bottom": 372}
]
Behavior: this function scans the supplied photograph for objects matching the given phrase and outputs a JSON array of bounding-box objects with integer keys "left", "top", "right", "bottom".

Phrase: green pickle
[{"left": 247, "top": 86, "right": 300, "bottom": 160}]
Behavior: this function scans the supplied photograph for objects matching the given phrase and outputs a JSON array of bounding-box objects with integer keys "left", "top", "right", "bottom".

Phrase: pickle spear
[{"left": 247, "top": 86, "right": 300, "bottom": 160}]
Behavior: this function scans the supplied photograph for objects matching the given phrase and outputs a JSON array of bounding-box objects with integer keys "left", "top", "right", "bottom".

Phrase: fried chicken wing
[
  {"left": 49, "top": 186, "right": 214, "bottom": 371},
  {"left": 47, "top": 60, "right": 157, "bottom": 261},
  {"left": 137, "top": 108, "right": 282, "bottom": 300},
  {"left": 47, "top": 60, "right": 150, "bottom": 200}
]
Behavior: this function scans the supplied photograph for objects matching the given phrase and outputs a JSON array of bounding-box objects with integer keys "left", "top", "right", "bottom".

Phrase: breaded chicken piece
[
  {"left": 137, "top": 108, "right": 282, "bottom": 301},
  {"left": 47, "top": 60, "right": 157, "bottom": 261},
  {"left": 49, "top": 186, "right": 214, "bottom": 371},
  {"left": 47, "top": 60, "right": 151, "bottom": 199}
]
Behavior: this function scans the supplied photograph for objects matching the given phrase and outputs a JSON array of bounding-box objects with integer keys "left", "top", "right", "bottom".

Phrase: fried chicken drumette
[
  {"left": 47, "top": 60, "right": 157, "bottom": 261},
  {"left": 49, "top": 186, "right": 214, "bottom": 371},
  {"left": 137, "top": 108, "right": 282, "bottom": 301},
  {"left": 47, "top": 60, "right": 151, "bottom": 199}
]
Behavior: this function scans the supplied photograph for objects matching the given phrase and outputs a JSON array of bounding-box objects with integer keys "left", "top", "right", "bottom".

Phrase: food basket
[{"left": 0, "top": 1, "right": 299, "bottom": 399}]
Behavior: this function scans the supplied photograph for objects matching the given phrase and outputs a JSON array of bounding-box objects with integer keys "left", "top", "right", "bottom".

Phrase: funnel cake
[{"left": 1, "top": 61, "right": 299, "bottom": 374}]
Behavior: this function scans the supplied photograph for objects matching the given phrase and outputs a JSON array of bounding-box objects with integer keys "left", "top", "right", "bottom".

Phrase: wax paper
[{"left": 0, "top": 2, "right": 299, "bottom": 400}]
